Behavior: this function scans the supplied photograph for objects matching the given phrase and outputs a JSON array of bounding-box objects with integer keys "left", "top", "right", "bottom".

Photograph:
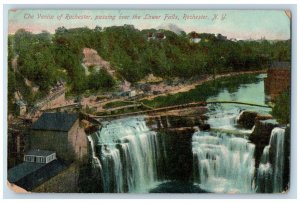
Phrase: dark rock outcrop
[
  {"left": 237, "top": 111, "right": 258, "bottom": 129},
  {"left": 237, "top": 111, "right": 273, "bottom": 130},
  {"left": 167, "top": 115, "right": 200, "bottom": 128},
  {"left": 249, "top": 119, "right": 279, "bottom": 167},
  {"left": 199, "top": 123, "right": 210, "bottom": 131},
  {"left": 146, "top": 115, "right": 209, "bottom": 130},
  {"left": 283, "top": 126, "right": 290, "bottom": 192},
  {"left": 158, "top": 128, "right": 194, "bottom": 182}
]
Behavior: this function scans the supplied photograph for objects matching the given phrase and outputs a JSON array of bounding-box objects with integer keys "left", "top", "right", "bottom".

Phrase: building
[
  {"left": 8, "top": 150, "right": 67, "bottom": 191},
  {"left": 147, "top": 32, "right": 166, "bottom": 40},
  {"left": 264, "top": 61, "right": 291, "bottom": 101},
  {"left": 147, "top": 32, "right": 155, "bottom": 41},
  {"left": 24, "top": 149, "right": 56, "bottom": 164},
  {"left": 128, "top": 90, "right": 137, "bottom": 97},
  {"left": 156, "top": 32, "right": 166, "bottom": 40},
  {"left": 15, "top": 100, "right": 27, "bottom": 116},
  {"left": 30, "top": 112, "right": 88, "bottom": 162},
  {"left": 190, "top": 32, "right": 201, "bottom": 43}
]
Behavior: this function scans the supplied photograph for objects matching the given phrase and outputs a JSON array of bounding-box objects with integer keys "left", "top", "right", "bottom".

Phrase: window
[
  {"left": 24, "top": 155, "right": 35, "bottom": 162},
  {"left": 36, "top": 156, "right": 46, "bottom": 163}
]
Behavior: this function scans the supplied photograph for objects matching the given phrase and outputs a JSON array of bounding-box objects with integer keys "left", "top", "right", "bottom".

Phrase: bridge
[{"left": 90, "top": 100, "right": 271, "bottom": 120}]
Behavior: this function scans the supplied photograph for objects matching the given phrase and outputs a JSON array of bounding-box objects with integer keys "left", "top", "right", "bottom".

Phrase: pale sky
[{"left": 8, "top": 9, "right": 290, "bottom": 40}]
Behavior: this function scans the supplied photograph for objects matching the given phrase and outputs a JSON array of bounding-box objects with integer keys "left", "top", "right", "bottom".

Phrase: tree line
[{"left": 8, "top": 25, "right": 291, "bottom": 108}]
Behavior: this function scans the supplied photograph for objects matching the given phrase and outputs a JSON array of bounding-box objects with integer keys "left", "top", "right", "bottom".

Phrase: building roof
[
  {"left": 8, "top": 162, "right": 45, "bottom": 183},
  {"left": 31, "top": 112, "right": 78, "bottom": 132},
  {"left": 271, "top": 61, "right": 291, "bottom": 69},
  {"left": 7, "top": 159, "right": 68, "bottom": 191},
  {"left": 25, "top": 149, "right": 55, "bottom": 157}
]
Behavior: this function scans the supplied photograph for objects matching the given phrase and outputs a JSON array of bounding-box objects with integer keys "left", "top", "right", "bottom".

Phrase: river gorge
[{"left": 84, "top": 74, "right": 290, "bottom": 193}]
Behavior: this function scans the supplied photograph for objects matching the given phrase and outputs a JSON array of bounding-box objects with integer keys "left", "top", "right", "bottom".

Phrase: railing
[
  {"left": 91, "top": 100, "right": 271, "bottom": 120},
  {"left": 206, "top": 101, "right": 271, "bottom": 108}
]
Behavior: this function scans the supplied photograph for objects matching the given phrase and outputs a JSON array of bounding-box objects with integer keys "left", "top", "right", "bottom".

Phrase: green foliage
[
  {"left": 271, "top": 88, "right": 291, "bottom": 124},
  {"left": 14, "top": 29, "right": 59, "bottom": 92},
  {"left": 9, "top": 25, "right": 291, "bottom": 106},
  {"left": 87, "top": 69, "right": 116, "bottom": 91},
  {"left": 103, "top": 101, "right": 135, "bottom": 109}
]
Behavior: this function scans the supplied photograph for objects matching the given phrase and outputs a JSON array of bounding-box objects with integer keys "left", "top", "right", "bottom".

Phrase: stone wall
[
  {"left": 33, "top": 162, "right": 81, "bottom": 193},
  {"left": 68, "top": 120, "right": 88, "bottom": 162}
]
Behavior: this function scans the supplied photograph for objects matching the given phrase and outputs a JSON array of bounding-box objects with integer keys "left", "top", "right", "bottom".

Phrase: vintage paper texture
[{"left": 7, "top": 9, "right": 291, "bottom": 194}]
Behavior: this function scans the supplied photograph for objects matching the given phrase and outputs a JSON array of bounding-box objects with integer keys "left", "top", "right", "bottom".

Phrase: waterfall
[
  {"left": 89, "top": 116, "right": 162, "bottom": 193},
  {"left": 207, "top": 110, "right": 239, "bottom": 130},
  {"left": 87, "top": 135, "right": 102, "bottom": 169},
  {"left": 256, "top": 127, "right": 285, "bottom": 193},
  {"left": 192, "top": 130, "right": 256, "bottom": 193}
]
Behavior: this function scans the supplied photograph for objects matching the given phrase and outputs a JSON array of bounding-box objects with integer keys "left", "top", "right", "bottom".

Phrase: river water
[{"left": 88, "top": 74, "right": 287, "bottom": 193}]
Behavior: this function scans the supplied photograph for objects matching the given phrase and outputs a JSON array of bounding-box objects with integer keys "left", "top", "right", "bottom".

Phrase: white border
[{"left": 1, "top": 1, "right": 298, "bottom": 201}]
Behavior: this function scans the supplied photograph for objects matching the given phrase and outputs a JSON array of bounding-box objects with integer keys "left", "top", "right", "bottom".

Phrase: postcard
[{"left": 7, "top": 9, "right": 291, "bottom": 194}]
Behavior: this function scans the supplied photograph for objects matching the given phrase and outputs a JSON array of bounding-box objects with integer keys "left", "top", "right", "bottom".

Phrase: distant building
[
  {"left": 15, "top": 100, "right": 27, "bottom": 116},
  {"left": 190, "top": 32, "right": 201, "bottom": 43},
  {"left": 147, "top": 32, "right": 155, "bottom": 41},
  {"left": 128, "top": 90, "right": 137, "bottom": 97},
  {"left": 147, "top": 32, "right": 166, "bottom": 40},
  {"left": 264, "top": 62, "right": 291, "bottom": 101},
  {"left": 190, "top": 38, "right": 201, "bottom": 43},
  {"left": 30, "top": 112, "right": 88, "bottom": 161},
  {"left": 156, "top": 32, "right": 166, "bottom": 40}
]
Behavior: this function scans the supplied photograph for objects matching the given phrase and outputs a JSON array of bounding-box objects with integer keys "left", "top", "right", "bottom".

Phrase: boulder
[
  {"left": 237, "top": 111, "right": 258, "bottom": 129},
  {"left": 199, "top": 123, "right": 210, "bottom": 131}
]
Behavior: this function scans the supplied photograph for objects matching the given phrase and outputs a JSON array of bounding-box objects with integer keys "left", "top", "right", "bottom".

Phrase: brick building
[{"left": 264, "top": 62, "right": 291, "bottom": 101}]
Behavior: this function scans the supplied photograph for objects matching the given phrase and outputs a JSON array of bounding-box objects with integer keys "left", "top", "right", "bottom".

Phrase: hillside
[{"left": 8, "top": 25, "right": 291, "bottom": 109}]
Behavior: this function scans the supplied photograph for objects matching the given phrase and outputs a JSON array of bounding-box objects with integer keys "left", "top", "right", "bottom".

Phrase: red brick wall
[{"left": 265, "top": 68, "right": 290, "bottom": 101}]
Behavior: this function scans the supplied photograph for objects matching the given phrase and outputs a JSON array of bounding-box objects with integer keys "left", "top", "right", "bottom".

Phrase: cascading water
[
  {"left": 256, "top": 127, "right": 286, "bottom": 193},
  {"left": 84, "top": 74, "right": 289, "bottom": 193},
  {"left": 89, "top": 116, "right": 162, "bottom": 193},
  {"left": 192, "top": 106, "right": 257, "bottom": 193},
  {"left": 192, "top": 130, "right": 256, "bottom": 193}
]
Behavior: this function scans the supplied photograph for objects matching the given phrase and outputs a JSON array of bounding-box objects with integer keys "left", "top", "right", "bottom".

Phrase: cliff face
[
  {"left": 157, "top": 128, "right": 194, "bottom": 182},
  {"left": 145, "top": 113, "right": 209, "bottom": 131},
  {"left": 145, "top": 113, "right": 209, "bottom": 182},
  {"left": 82, "top": 48, "right": 117, "bottom": 79},
  {"left": 249, "top": 119, "right": 279, "bottom": 168}
]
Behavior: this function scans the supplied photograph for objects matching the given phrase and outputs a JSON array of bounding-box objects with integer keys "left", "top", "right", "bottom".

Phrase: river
[{"left": 87, "top": 73, "right": 288, "bottom": 193}]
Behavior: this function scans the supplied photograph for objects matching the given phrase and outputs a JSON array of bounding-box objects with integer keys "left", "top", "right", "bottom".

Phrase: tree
[
  {"left": 271, "top": 88, "right": 291, "bottom": 124},
  {"left": 88, "top": 69, "right": 115, "bottom": 91}
]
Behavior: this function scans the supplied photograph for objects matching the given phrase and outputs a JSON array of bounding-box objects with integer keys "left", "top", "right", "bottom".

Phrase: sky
[{"left": 8, "top": 9, "right": 291, "bottom": 40}]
